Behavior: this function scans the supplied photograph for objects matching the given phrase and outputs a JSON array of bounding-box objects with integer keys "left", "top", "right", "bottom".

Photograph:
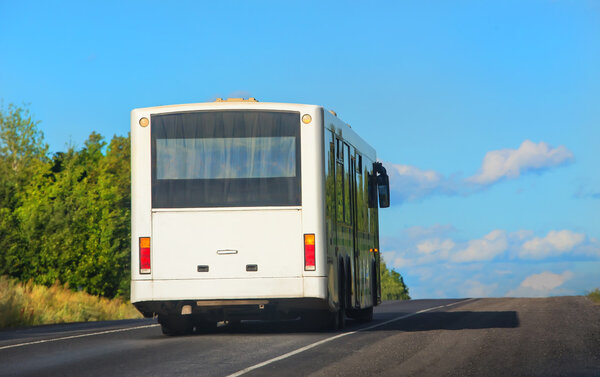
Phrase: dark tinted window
[{"left": 152, "top": 110, "right": 301, "bottom": 208}]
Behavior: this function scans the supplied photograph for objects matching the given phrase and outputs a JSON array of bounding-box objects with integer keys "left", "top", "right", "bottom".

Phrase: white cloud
[
  {"left": 506, "top": 271, "right": 573, "bottom": 297},
  {"left": 520, "top": 230, "right": 586, "bottom": 259},
  {"left": 393, "top": 256, "right": 414, "bottom": 268},
  {"left": 417, "top": 238, "right": 455, "bottom": 254},
  {"left": 386, "top": 163, "right": 454, "bottom": 202},
  {"left": 384, "top": 140, "right": 573, "bottom": 205},
  {"left": 467, "top": 140, "right": 573, "bottom": 185},
  {"left": 510, "top": 230, "right": 535, "bottom": 241},
  {"left": 381, "top": 226, "right": 599, "bottom": 279},
  {"left": 577, "top": 237, "right": 600, "bottom": 257},
  {"left": 451, "top": 230, "right": 508, "bottom": 263}
]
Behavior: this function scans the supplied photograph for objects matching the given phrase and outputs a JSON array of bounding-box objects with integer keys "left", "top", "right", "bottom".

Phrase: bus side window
[
  {"left": 335, "top": 138, "right": 344, "bottom": 223},
  {"left": 326, "top": 130, "right": 335, "bottom": 216},
  {"left": 356, "top": 154, "right": 366, "bottom": 232},
  {"left": 344, "top": 143, "right": 351, "bottom": 225}
]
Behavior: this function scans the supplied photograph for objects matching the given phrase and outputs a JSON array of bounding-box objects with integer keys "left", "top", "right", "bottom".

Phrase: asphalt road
[{"left": 1, "top": 297, "right": 599, "bottom": 376}]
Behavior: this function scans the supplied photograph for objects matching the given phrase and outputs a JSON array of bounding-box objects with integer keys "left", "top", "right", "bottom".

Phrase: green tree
[
  {"left": 16, "top": 133, "right": 131, "bottom": 297},
  {"left": 0, "top": 104, "right": 47, "bottom": 174},
  {"left": 0, "top": 104, "right": 48, "bottom": 278},
  {"left": 380, "top": 259, "right": 410, "bottom": 300},
  {"left": 1, "top": 104, "right": 132, "bottom": 299}
]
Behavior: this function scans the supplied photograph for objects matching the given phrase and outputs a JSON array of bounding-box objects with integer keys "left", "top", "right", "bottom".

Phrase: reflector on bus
[
  {"left": 139, "top": 237, "right": 151, "bottom": 274},
  {"left": 304, "top": 234, "right": 316, "bottom": 271}
]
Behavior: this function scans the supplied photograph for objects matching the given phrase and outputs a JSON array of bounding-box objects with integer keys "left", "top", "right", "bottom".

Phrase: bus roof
[{"left": 132, "top": 101, "right": 320, "bottom": 113}]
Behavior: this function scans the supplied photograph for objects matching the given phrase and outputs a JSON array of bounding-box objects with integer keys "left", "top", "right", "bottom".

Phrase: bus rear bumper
[
  {"left": 131, "top": 276, "right": 327, "bottom": 303},
  {"left": 131, "top": 277, "right": 329, "bottom": 319}
]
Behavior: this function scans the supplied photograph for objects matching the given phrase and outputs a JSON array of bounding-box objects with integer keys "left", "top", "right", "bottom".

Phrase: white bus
[{"left": 130, "top": 99, "right": 390, "bottom": 335}]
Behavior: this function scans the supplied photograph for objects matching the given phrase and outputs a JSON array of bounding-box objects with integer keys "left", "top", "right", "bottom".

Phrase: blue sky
[{"left": 1, "top": 0, "right": 598, "bottom": 298}]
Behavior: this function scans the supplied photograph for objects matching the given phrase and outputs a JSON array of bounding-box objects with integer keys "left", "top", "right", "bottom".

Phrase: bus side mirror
[
  {"left": 377, "top": 174, "right": 390, "bottom": 208},
  {"left": 373, "top": 162, "right": 391, "bottom": 208}
]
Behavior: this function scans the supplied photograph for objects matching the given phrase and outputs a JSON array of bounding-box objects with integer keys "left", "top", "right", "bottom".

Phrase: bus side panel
[{"left": 324, "top": 111, "right": 380, "bottom": 311}]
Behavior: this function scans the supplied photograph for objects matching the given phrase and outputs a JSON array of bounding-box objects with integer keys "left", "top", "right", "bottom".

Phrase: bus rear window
[
  {"left": 151, "top": 110, "right": 301, "bottom": 208},
  {"left": 156, "top": 137, "right": 296, "bottom": 180}
]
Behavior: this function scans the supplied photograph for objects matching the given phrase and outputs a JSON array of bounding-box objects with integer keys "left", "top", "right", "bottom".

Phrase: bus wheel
[
  {"left": 348, "top": 306, "right": 373, "bottom": 323},
  {"left": 194, "top": 318, "right": 217, "bottom": 333},
  {"left": 338, "top": 261, "right": 346, "bottom": 330},
  {"left": 158, "top": 314, "right": 194, "bottom": 336},
  {"left": 328, "top": 309, "right": 341, "bottom": 331},
  {"left": 345, "top": 258, "right": 352, "bottom": 310},
  {"left": 336, "top": 307, "right": 345, "bottom": 330},
  {"left": 226, "top": 319, "right": 242, "bottom": 329},
  {"left": 372, "top": 260, "right": 378, "bottom": 306}
]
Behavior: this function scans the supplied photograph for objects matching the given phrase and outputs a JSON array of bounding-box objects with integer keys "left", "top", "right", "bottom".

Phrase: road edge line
[
  {"left": 0, "top": 323, "right": 160, "bottom": 351},
  {"left": 225, "top": 298, "right": 476, "bottom": 377}
]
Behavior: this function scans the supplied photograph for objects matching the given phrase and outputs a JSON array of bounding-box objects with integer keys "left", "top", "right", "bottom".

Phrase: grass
[
  {"left": 588, "top": 288, "right": 600, "bottom": 305},
  {"left": 0, "top": 275, "right": 141, "bottom": 328}
]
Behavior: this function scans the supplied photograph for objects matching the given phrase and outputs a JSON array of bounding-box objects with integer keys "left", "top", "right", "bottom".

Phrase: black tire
[
  {"left": 226, "top": 319, "right": 242, "bottom": 328},
  {"left": 194, "top": 318, "right": 217, "bottom": 333},
  {"left": 324, "top": 309, "right": 340, "bottom": 331},
  {"left": 338, "top": 260, "right": 346, "bottom": 330},
  {"left": 345, "top": 258, "right": 352, "bottom": 309},
  {"left": 160, "top": 323, "right": 174, "bottom": 336},
  {"left": 349, "top": 306, "right": 373, "bottom": 322},
  {"left": 372, "top": 260, "right": 379, "bottom": 307},
  {"left": 336, "top": 308, "right": 345, "bottom": 330},
  {"left": 158, "top": 314, "right": 194, "bottom": 336},
  {"left": 300, "top": 311, "right": 320, "bottom": 331}
]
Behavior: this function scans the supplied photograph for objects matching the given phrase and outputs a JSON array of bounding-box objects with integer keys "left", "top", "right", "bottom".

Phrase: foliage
[
  {"left": 0, "top": 275, "right": 141, "bottom": 328},
  {"left": 588, "top": 288, "right": 600, "bottom": 304},
  {"left": 380, "top": 258, "right": 410, "bottom": 300},
  {"left": 0, "top": 103, "right": 47, "bottom": 173},
  {"left": 0, "top": 104, "right": 131, "bottom": 298}
]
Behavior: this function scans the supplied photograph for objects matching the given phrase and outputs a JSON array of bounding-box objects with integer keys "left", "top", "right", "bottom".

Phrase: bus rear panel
[{"left": 130, "top": 100, "right": 388, "bottom": 334}]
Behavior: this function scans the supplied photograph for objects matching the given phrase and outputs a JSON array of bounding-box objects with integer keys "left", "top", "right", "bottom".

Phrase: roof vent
[{"left": 215, "top": 97, "right": 258, "bottom": 102}]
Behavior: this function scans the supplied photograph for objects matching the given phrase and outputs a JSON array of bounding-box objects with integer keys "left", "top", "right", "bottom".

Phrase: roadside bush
[
  {"left": 380, "top": 259, "right": 410, "bottom": 300},
  {"left": 588, "top": 288, "right": 600, "bottom": 304}
]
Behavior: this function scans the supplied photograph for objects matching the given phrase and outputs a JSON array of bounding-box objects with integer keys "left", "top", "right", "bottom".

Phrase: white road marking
[
  {"left": 226, "top": 298, "right": 477, "bottom": 377},
  {"left": 0, "top": 323, "right": 160, "bottom": 351}
]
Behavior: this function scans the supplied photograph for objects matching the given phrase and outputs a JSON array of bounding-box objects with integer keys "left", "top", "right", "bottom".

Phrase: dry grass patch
[{"left": 0, "top": 276, "right": 141, "bottom": 328}]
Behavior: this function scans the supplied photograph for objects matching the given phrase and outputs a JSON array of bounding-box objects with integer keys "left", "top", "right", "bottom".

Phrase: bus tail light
[
  {"left": 304, "top": 234, "right": 316, "bottom": 271},
  {"left": 139, "top": 237, "right": 151, "bottom": 274}
]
